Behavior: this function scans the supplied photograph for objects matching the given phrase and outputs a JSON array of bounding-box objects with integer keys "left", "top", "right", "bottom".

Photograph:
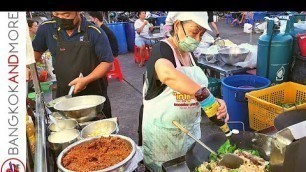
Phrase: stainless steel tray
[{"left": 162, "top": 156, "right": 190, "bottom": 172}]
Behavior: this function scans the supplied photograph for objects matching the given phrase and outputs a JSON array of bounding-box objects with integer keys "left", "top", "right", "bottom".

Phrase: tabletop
[
  {"left": 140, "top": 33, "right": 164, "bottom": 41},
  {"left": 198, "top": 54, "right": 250, "bottom": 77}
]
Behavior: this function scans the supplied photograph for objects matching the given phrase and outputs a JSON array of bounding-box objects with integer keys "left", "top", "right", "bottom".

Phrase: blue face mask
[{"left": 176, "top": 21, "right": 200, "bottom": 52}]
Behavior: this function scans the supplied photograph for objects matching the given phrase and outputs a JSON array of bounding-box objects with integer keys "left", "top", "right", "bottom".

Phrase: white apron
[{"left": 142, "top": 40, "right": 208, "bottom": 172}]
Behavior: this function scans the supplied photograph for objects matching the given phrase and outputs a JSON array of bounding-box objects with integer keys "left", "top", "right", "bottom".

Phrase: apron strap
[
  {"left": 189, "top": 53, "right": 197, "bottom": 66},
  {"left": 161, "top": 39, "right": 182, "bottom": 68}
]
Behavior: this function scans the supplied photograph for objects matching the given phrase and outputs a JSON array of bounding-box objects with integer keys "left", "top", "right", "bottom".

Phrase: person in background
[
  {"left": 32, "top": 11, "right": 114, "bottom": 118},
  {"left": 134, "top": 11, "right": 154, "bottom": 67},
  {"left": 27, "top": 19, "right": 39, "bottom": 40},
  {"left": 140, "top": 12, "right": 229, "bottom": 171},
  {"left": 231, "top": 11, "right": 247, "bottom": 26},
  {"left": 207, "top": 11, "right": 220, "bottom": 38},
  {"left": 88, "top": 11, "right": 119, "bottom": 57}
]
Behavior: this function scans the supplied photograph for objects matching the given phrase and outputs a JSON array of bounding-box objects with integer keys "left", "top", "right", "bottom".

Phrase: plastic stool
[
  {"left": 134, "top": 45, "right": 151, "bottom": 64},
  {"left": 225, "top": 14, "right": 234, "bottom": 24},
  {"left": 106, "top": 58, "right": 124, "bottom": 82}
]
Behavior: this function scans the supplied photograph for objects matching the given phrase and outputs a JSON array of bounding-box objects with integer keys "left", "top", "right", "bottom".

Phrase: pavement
[{"left": 107, "top": 18, "right": 262, "bottom": 144}]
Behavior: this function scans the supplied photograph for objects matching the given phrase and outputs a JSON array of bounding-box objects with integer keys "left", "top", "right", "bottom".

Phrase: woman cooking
[{"left": 141, "top": 12, "right": 230, "bottom": 171}]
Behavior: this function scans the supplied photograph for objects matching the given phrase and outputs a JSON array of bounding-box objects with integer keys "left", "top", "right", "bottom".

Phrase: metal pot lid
[{"left": 274, "top": 109, "right": 306, "bottom": 131}]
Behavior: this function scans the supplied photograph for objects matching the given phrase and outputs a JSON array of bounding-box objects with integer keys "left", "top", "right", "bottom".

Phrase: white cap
[{"left": 165, "top": 11, "right": 212, "bottom": 31}]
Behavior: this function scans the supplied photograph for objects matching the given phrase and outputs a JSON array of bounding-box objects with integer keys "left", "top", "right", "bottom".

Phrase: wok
[
  {"left": 186, "top": 131, "right": 272, "bottom": 171},
  {"left": 54, "top": 95, "right": 106, "bottom": 123},
  {"left": 274, "top": 109, "right": 306, "bottom": 131}
]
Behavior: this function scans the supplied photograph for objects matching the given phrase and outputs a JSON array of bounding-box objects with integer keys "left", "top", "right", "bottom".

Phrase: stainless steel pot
[
  {"left": 46, "top": 96, "right": 69, "bottom": 112},
  {"left": 218, "top": 47, "right": 249, "bottom": 65},
  {"left": 48, "top": 119, "right": 79, "bottom": 132},
  {"left": 53, "top": 95, "right": 106, "bottom": 123},
  {"left": 80, "top": 119, "right": 118, "bottom": 139},
  {"left": 57, "top": 134, "right": 136, "bottom": 172},
  {"left": 48, "top": 129, "right": 80, "bottom": 157}
]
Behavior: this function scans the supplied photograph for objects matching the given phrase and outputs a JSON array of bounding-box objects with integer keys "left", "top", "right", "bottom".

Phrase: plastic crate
[
  {"left": 245, "top": 82, "right": 306, "bottom": 131},
  {"left": 208, "top": 77, "right": 221, "bottom": 98}
]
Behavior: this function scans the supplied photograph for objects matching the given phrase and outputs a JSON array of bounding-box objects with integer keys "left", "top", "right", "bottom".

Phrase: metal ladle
[
  {"left": 65, "top": 73, "right": 83, "bottom": 98},
  {"left": 49, "top": 115, "right": 64, "bottom": 131},
  {"left": 172, "top": 120, "right": 244, "bottom": 169}
]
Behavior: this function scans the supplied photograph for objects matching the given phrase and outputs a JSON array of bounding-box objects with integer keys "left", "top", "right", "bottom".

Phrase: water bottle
[{"left": 195, "top": 87, "right": 232, "bottom": 137}]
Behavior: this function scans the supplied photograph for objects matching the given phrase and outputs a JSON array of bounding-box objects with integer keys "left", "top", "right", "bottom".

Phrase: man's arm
[
  {"left": 69, "top": 61, "right": 113, "bottom": 94},
  {"left": 84, "top": 62, "right": 112, "bottom": 83}
]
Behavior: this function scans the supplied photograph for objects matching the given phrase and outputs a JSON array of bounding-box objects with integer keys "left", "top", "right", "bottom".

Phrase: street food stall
[
  {"left": 25, "top": 12, "right": 306, "bottom": 172},
  {"left": 25, "top": 30, "right": 142, "bottom": 172}
]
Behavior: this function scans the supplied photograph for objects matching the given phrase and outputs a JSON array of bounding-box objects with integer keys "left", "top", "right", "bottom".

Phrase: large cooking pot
[
  {"left": 57, "top": 134, "right": 136, "bottom": 172},
  {"left": 54, "top": 95, "right": 106, "bottom": 123},
  {"left": 186, "top": 131, "right": 272, "bottom": 171}
]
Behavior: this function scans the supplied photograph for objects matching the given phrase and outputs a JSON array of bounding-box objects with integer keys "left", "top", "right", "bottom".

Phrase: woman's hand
[{"left": 216, "top": 98, "right": 229, "bottom": 123}]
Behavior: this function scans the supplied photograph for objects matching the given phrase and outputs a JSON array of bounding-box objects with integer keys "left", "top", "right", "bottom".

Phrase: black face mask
[{"left": 54, "top": 15, "right": 77, "bottom": 30}]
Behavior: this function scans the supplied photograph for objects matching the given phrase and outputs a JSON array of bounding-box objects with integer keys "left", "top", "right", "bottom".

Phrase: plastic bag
[
  {"left": 294, "top": 21, "right": 306, "bottom": 31},
  {"left": 201, "top": 32, "right": 215, "bottom": 43},
  {"left": 123, "top": 146, "right": 143, "bottom": 171}
]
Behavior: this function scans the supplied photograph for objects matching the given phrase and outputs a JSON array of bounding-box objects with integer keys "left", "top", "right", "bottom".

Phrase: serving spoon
[{"left": 172, "top": 120, "right": 244, "bottom": 169}]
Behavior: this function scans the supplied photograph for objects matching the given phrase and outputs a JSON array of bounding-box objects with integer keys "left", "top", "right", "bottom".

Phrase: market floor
[{"left": 107, "top": 18, "right": 262, "bottom": 144}]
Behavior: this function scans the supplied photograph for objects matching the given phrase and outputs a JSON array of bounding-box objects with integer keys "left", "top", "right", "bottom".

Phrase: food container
[
  {"left": 246, "top": 82, "right": 306, "bottom": 131},
  {"left": 48, "top": 129, "right": 80, "bottom": 157},
  {"left": 218, "top": 47, "right": 249, "bottom": 65},
  {"left": 46, "top": 96, "right": 69, "bottom": 112},
  {"left": 54, "top": 95, "right": 106, "bottom": 123},
  {"left": 81, "top": 119, "right": 118, "bottom": 139},
  {"left": 48, "top": 119, "right": 79, "bottom": 132},
  {"left": 57, "top": 135, "right": 136, "bottom": 172}
]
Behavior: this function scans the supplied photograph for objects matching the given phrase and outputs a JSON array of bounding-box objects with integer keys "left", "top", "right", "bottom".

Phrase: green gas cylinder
[{"left": 256, "top": 19, "right": 293, "bottom": 85}]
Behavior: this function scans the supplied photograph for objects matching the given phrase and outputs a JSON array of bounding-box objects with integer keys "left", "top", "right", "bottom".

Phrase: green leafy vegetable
[
  {"left": 237, "top": 148, "right": 260, "bottom": 157},
  {"left": 265, "top": 164, "right": 270, "bottom": 172},
  {"left": 209, "top": 139, "right": 237, "bottom": 162},
  {"left": 276, "top": 100, "right": 306, "bottom": 108},
  {"left": 206, "top": 139, "right": 270, "bottom": 171}
]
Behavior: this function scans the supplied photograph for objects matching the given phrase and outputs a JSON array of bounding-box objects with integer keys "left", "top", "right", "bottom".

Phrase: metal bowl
[
  {"left": 81, "top": 119, "right": 118, "bottom": 139},
  {"left": 48, "top": 129, "right": 80, "bottom": 157},
  {"left": 218, "top": 47, "right": 249, "bottom": 65},
  {"left": 54, "top": 95, "right": 106, "bottom": 123},
  {"left": 46, "top": 96, "right": 69, "bottom": 112},
  {"left": 48, "top": 119, "right": 79, "bottom": 132},
  {"left": 57, "top": 134, "right": 136, "bottom": 172}
]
